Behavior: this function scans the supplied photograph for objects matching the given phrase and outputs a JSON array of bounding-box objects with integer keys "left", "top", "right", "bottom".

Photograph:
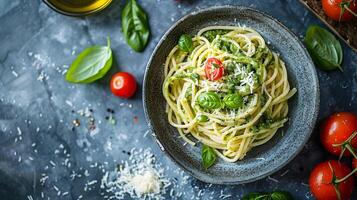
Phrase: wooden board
[{"left": 300, "top": 0, "right": 357, "bottom": 53}]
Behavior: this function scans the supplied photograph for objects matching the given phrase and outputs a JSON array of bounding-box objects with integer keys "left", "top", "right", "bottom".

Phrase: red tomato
[
  {"left": 110, "top": 72, "right": 137, "bottom": 98},
  {"left": 204, "top": 58, "right": 224, "bottom": 81},
  {"left": 320, "top": 112, "right": 357, "bottom": 157},
  {"left": 322, "top": 0, "right": 357, "bottom": 21},
  {"left": 309, "top": 160, "right": 354, "bottom": 200},
  {"left": 353, "top": 158, "right": 357, "bottom": 177}
]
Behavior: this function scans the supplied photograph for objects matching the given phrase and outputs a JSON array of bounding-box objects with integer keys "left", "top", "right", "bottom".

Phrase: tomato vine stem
[
  {"left": 333, "top": 131, "right": 357, "bottom": 159},
  {"left": 335, "top": 167, "right": 357, "bottom": 183},
  {"left": 339, "top": 0, "right": 357, "bottom": 21}
]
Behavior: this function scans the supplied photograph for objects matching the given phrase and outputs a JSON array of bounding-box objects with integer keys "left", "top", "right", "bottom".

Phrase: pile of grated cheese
[{"left": 101, "top": 148, "right": 171, "bottom": 200}]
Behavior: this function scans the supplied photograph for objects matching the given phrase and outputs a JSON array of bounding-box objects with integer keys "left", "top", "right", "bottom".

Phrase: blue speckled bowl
[{"left": 143, "top": 6, "right": 319, "bottom": 184}]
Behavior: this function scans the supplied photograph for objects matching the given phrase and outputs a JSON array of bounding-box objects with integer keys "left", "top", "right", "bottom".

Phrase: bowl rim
[{"left": 142, "top": 5, "right": 320, "bottom": 184}]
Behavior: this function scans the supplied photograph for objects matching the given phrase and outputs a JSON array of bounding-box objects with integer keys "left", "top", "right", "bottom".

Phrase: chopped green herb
[
  {"left": 197, "top": 115, "right": 209, "bottom": 122},
  {"left": 202, "top": 29, "right": 229, "bottom": 42},
  {"left": 213, "top": 36, "right": 240, "bottom": 55}
]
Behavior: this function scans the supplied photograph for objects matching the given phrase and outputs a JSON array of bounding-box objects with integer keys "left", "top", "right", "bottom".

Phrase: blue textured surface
[{"left": 0, "top": 0, "right": 356, "bottom": 199}]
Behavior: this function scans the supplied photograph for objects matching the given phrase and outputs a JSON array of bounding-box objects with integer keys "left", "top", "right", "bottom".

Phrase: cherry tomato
[
  {"left": 322, "top": 0, "right": 357, "bottom": 21},
  {"left": 353, "top": 158, "right": 357, "bottom": 177},
  {"left": 110, "top": 72, "right": 137, "bottom": 98},
  {"left": 204, "top": 58, "right": 224, "bottom": 81},
  {"left": 309, "top": 160, "right": 354, "bottom": 200},
  {"left": 320, "top": 112, "right": 357, "bottom": 157}
]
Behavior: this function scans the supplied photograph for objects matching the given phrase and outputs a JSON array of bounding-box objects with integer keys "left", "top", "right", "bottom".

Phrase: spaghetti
[{"left": 162, "top": 26, "right": 296, "bottom": 162}]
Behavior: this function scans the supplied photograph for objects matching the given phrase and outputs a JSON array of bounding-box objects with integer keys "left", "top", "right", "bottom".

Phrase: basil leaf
[
  {"left": 242, "top": 191, "right": 294, "bottom": 200},
  {"left": 304, "top": 25, "right": 343, "bottom": 71},
  {"left": 65, "top": 37, "right": 112, "bottom": 83},
  {"left": 241, "top": 193, "right": 270, "bottom": 200},
  {"left": 197, "top": 92, "right": 222, "bottom": 109},
  {"left": 196, "top": 115, "right": 209, "bottom": 122},
  {"left": 178, "top": 34, "right": 194, "bottom": 52},
  {"left": 223, "top": 93, "right": 243, "bottom": 109},
  {"left": 201, "top": 144, "right": 216, "bottom": 169},
  {"left": 271, "top": 191, "right": 293, "bottom": 200},
  {"left": 122, "top": 0, "right": 150, "bottom": 52}
]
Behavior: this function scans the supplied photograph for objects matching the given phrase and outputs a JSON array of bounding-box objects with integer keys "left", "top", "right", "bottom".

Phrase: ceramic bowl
[{"left": 143, "top": 6, "right": 319, "bottom": 184}]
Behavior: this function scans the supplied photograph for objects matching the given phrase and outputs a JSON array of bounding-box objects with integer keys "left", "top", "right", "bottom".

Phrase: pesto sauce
[{"left": 202, "top": 30, "right": 230, "bottom": 42}]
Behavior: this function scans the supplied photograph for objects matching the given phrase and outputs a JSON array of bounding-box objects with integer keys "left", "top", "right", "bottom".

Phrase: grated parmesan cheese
[
  {"left": 129, "top": 169, "right": 161, "bottom": 195},
  {"left": 101, "top": 148, "right": 170, "bottom": 200}
]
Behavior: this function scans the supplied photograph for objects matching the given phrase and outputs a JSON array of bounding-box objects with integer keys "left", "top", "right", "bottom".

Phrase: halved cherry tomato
[
  {"left": 110, "top": 72, "right": 137, "bottom": 98},
  {"left": 322, "top": 0, "right": 357, "bottom": 21},
  {"left": 320, "top": 112, "right": 357, "bottom": 157},
  {"left": 309, "top": 160, "right": 354, "bottom": 200},
  {"left": 204, "top": 58, "right": 224, "bottom": 81}
]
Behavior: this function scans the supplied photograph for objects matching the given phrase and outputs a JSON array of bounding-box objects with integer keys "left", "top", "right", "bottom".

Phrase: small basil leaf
[
  {"left": 122, "top": 0, "right": 150, "bottom": 52},
  {"left": 241, "top": 193, "right": 270, "bottom": 200},
  {"left": 178, "top": 34, "right": 194, "bottom": 52},
  {"left": 242, "top": 191, "right": 294, "bottom": 200},
  {"left": 197, "top": 115, "right": 209, "bottom": 122},
  {"left": 197, "top": 92, "right": 222, "bottom": 109},
  {"left": 201, "top": 144, "right": 216, "bottom": 169},
  {"left": 304, "top": 25, "right": 343, "bottom": 71},
  {"left": 223, "top": 93, "right": 243, "bottom": 109},
  {"left": 271, "top": 191, "right": 293, "bottom": 200},
  {"left": 66, "top": 37, "right": 112, "bottom": 83}
]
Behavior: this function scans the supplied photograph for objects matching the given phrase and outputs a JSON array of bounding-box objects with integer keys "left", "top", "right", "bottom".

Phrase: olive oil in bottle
[{"left": 43, "top": 0, "right": 112, "bottom": 16}]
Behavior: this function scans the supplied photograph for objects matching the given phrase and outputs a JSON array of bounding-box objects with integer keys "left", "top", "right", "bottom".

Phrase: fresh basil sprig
[
  {"left": 122, "top": 0, "right": 150, "bottom": 52},
  {"left": 197, "top": 92, "right": 222, "bottom": 109},
  {"left": 242, "top": 191, "right": 293, "bottom": 200},
  {"left": 304, "top": 25, "right": 343, "bottom": 71},
  {"left": 178, "top": 34, "right": 194, "bottom": 53},
  {"left": 65, "top": 37, "right": 112, "bottom": 83},
  {"left": 223, "top": 93, "right": 243, "bottom": 109},
  {"left": 201, "top": 144, "right": 216, "bottom": 169}
]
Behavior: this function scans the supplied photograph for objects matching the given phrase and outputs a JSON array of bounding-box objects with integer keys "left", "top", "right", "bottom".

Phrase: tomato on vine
[
  {"left": 309, "top": 160, "right": 355, "bottom": 200},
  {"left": 322, "top": 0, "right": 357, "bottom": 21},
  {"left": 353, "top": 158, "right": 357, "bottom": 177},
  {"left": 320, "top": 112, "right": 357, "bottom": 158}
]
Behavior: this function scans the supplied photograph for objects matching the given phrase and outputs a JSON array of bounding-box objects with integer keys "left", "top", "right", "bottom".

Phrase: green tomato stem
[
  {"left": 344, "top": 5, "right": 357, "bottom": 18},
  {"left": 332, "top": 131, "right": 357, "bottom": 159},
  {"left": 345, "top": 144, "right": 357, "bottom": 159},
  {"left": 335, "top": 167, "right": 357, "bottom": 184}
]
